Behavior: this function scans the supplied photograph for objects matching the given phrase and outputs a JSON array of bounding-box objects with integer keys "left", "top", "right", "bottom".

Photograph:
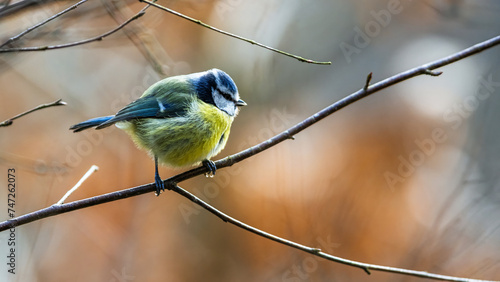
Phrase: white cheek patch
[{"left": 213, "top": 88, "right": 236, "bottom": 116}]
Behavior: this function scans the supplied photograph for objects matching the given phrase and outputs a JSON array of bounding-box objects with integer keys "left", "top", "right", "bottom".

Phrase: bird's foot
[
  {"left": 155, "top": 173, "right": 165, "bottom": 196},
  {"left": 202, "top": 160, "right": 216, "bottom": 178}
]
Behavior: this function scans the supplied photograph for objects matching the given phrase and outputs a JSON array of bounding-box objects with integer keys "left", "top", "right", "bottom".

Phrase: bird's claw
[
  {"left": 155, "top": 174, "right": 164, "bottom": 196},
  {"left": 202, "top": 160, "right": 216, "bottom": 178}
]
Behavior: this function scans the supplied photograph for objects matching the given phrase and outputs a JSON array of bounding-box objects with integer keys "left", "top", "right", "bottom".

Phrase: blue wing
[
  {"left": 70, "top": 96, "right": 189, "bottom": 132},
  {"left": 95, "top": 95, "right": 189, "bottom": 129},
  {"left": 70, "top": 77, "right": 193, "bottom": 132},
  {"left": 70, "top": 116, "right": 114, "bottom": 132}
]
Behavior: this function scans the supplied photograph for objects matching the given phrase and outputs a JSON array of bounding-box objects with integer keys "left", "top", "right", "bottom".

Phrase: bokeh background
[{"left": 1, "top": 0, "right": 500, "bottom": 281}]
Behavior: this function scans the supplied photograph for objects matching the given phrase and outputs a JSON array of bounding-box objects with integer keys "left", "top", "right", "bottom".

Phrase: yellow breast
[{"left": 117, "top": 100, "right": 233, "bottom": 168}]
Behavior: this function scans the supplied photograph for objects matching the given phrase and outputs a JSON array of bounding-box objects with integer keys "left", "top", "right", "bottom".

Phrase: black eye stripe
[
  {"left": 217, "top": 88, "right": 236, "bottom": 103},
  {"left": 223, "top": 93, "right": 233, "bottom": 101}
]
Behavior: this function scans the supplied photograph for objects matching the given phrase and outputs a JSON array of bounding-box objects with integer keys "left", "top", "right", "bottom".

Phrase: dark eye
[{"left": 221, "top": 92, "right": 234, "bottom": 102}]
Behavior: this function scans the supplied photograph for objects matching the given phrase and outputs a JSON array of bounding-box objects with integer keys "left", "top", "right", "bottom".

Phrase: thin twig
[
  {"left": 0, "top": 0, "right": 89, "bottom": 48},
  {"left": 55, "top": 165, "right": 99, "bottom": 205},
  {"left": 0, "top": 0, "right": 329, "bottom": 65},
  {"left": 0, "top": 0, "right": 43, "bottom": 18},
  {"left": 0, "top": 8, "right": 146, "bottom": 53},
  {"left": 138, "top": 0, "right": 331, "bottom": 65},
  {"left": 424, "top": 68, "right": 443, "bottom": 76},
  {"left": 101, "top": 0, "right": 165, "bottom": 74},
  {"left": 1, "top": 35, "right": 500, "bottom": 281},
  {"left": 363, "top": 72, "right": 372, "bottom": 91},
  {"left": 0, "top": 98, "right": 66, "bottom": 127}
]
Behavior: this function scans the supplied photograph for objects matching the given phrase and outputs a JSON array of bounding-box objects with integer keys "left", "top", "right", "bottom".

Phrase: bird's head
[{"left": 189, "top": 69, "right": 246, "bottom": 116}]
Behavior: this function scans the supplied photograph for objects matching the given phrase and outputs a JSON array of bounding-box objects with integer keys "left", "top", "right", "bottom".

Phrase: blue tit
[{"left": 70, "top": 69, "right": 246, "bottom": 195}]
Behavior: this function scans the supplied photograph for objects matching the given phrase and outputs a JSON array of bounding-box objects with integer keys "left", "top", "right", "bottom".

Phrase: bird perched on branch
[{"left": 70, "top": 69, "right": 246, "bottom": 195}]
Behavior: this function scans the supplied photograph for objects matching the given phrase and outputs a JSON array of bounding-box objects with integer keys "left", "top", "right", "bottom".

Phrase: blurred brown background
[{"left": 1, "top": 0, "right": 500, "bottom": 281}]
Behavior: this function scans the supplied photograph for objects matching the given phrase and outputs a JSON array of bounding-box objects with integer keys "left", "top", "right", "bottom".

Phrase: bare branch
[
  {"left": 55, "top": 165, "right": 99, "bottom": 205},
  {"left": 0, "top": 0, "right": 89, "bottom": 48},
  {"left": 0, "top": 98, "right": 66, "bottom": 127},
  {"left": 102, "top": 0, "right": 166, "bottom": 75},
  {"left": 0, "top": 0, "right": 329, "bottom": 65},
  {"left": 0, "top": 6, "right": 148, "bottom": 53},
  {"left": 164, "top": 184, "right": 495, "bottom": 282},
  {"left": 139, "top": 0, "right": 331, "bottom": 65},
  {"left": 0, "top": 0, "right": 45, "bottom": 18}
]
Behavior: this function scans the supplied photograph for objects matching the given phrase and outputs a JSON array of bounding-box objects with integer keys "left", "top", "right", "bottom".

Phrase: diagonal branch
[
  {"left": 138, "top": 0, "right": 331, "bottom": 65},
  {"left": 0, "top": 0, "right": 89, "bottom": 48},
  {"left": 0, "top": 98, "right": 66, "bottom": 127},
  {"left": 55, "top": 165, "right": 99, "bottom": 205},
  {"left": 1, "top": 34, "right": 500, "bottom": 281},
  {"left": 0, "top": 0, "right": 330, "bottom": 65},
  {"left": 164, "top": 184, "right": 494, "bottom": 282},
  {"left": 0, "top": 4, "right": 148, "bottom": 53},
  {"left": 0, "top": 0, "right": 46, "bottom": 18}
]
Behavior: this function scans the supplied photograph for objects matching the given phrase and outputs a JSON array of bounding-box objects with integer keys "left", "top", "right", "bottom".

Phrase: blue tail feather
[{"left": 70, "top": 115, "right": 114, "bottom": 132}]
